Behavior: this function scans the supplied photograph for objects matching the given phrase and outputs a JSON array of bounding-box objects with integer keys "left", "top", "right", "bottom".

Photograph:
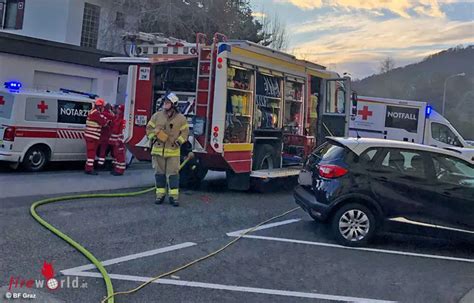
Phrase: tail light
[
  {"left": 318, "top": 164, "right": 348, "bottom": 179},
  {"left": 4, "top": 126, "right": 16, "bottom": 141}
]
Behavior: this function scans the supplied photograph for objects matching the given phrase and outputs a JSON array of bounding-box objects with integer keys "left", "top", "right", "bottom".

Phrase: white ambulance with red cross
[
  {"left": 0, "top": 83, "right": 95, "bottom": 171},
  {"left": 349, "top": 95, "right": 474, "bottom": 162}
]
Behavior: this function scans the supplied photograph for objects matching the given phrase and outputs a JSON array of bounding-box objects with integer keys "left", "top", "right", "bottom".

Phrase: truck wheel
[
  {"left": 251, "top": 178, "right": 274, "bottom": 193},
  {"left": 23, "top": 145, "right": 50, "bottom": 172},
  {"left": 253, "top": 144, "right": 277, "bottom": 171}
]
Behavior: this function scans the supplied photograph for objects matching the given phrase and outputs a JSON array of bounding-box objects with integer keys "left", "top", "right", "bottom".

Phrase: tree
[
  {"left": 138, "top": 0, "right": 265, "bottom": 43},
  {"left": 97, "top": 0, "right": 143, "bottom": 53},
  {"left": 258, "top": 12, "right": 289, "bottom": 51},
  {"left": 379, "top": 57, "right": 396, "bottom": 74}
]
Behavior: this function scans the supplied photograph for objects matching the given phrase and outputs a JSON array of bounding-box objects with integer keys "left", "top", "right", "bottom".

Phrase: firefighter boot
[
  {"left": 168, "top": 174, "right": 180, "bottom": 207},
  {"left": 155, "top": 196, "right": 165, "bottom": 205},
  {"left": 169, "top": 197, "right": 179, "bottom": 207},
  {"left": 155, "top": 174, "right": 167, "bottom": 205}
]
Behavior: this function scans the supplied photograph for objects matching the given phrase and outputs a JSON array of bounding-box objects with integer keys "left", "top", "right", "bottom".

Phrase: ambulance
[
  {"left": 349, "top": 95, "right": 474, "bottom": 161},
  {"left": 0, "top": 82, "right": 95, "bottom": 171}
]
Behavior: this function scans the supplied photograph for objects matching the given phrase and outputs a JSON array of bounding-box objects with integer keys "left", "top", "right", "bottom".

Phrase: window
[
  {"left": 359, "top": 148, "right": 378, "bottom": 164},
  {"left": 2, "top": 0, "right": 25, "bottom": 29},
  {"left": 431, "top": 122, "right": 462, "bottom": 147},
  {"left": 57, "top": 100, "right": 92, "bottom": 125},
  {"left": 115, "top": 12, "right": 125, "bottom": 29},
  {"left": 81, "top": 3, "right": 101, "bottom": 48},
  {"left": 325, "top": 80, "right": 346, "bottom": 114},
  {"left": 431, "top": 154, "right": 474, "bottom": 187},
  {"left": 378, "top": 148, "right": 427, "bottom": 178},
  {"left": 307, "top": 142, "right": 346, "bottom": 168}
]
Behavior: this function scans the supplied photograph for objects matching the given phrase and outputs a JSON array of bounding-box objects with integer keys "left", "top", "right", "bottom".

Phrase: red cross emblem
[
  {"left": 0, "top": 96, "right": 5, "bottom": 106},
  {"left": 37, "top": 100, "right": 49, "bottom": 114},
  {"left": 358, "top": 105, "right": 373, "bottom": 120}
]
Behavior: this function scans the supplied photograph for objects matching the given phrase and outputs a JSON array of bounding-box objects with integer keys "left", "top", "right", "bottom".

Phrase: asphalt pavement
[{"left": 1, "top": 174, "right": 473, "bottom": 303}]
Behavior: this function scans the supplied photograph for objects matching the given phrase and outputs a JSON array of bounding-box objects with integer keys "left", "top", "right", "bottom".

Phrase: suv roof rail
[{"left": 442, "top": 147, "right": 462, "bottom": 154}]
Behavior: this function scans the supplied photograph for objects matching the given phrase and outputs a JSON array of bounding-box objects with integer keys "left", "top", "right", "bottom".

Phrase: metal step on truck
[{"left": 100, "top": 32, "right": 355, "bottom": 190}]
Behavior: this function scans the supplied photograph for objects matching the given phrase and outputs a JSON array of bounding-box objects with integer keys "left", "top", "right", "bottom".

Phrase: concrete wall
[
  {"left": 0, "top": 53, "right": 119, "bottom": 102},
  {"left": 1, "top": 0, "right": 139, "bottom": 53}
]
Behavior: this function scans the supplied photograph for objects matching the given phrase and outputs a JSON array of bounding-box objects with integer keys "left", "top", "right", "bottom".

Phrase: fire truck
[{"left": 101, "top": 33, "right": 354, "bottom": 190}]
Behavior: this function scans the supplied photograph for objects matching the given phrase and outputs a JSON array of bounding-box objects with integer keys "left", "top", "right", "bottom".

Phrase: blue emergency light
[
  {"left": 4, "top": 81, "right": 22, "bottom": 91},
  {"left": 426, "top": 105, "right": 432, "bottom": 117}
]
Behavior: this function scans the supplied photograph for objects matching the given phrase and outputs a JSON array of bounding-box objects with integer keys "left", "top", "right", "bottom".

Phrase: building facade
[
  {"left": 0, "top": 32, "right": 127, "bottom": 103},
  {"left": 0, "top": 0, "right": 139, "bottom": 53}
]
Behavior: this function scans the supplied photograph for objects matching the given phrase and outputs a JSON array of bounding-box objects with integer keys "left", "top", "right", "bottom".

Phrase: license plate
[{"left": 298, "top": 170, "right": 312, "bottom": 186}]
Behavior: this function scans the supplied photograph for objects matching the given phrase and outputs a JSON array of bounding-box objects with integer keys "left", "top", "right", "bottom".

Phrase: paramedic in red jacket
[
  {"left": 84, "top": 99, "right": 108, "bottom": 175},
  {"left": 97, "top": 103, "right": 115, "bottom": 166},
  {"left": 110, "top": 104, "right": 126, "bottom": 176}
]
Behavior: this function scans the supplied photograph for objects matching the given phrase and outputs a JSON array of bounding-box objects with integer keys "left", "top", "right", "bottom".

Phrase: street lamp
[{"left": 442, "top": 72, "right": 465, "bottom": 116}]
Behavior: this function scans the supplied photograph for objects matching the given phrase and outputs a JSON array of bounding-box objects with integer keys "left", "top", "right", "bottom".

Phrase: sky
[{"left": 249, "top": 0, "right": 474, "bottom": 79}]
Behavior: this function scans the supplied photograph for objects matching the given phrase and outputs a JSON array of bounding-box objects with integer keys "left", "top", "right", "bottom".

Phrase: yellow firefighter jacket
[{"left": 146, "top": 110, "right": 189, "bottom": 157}]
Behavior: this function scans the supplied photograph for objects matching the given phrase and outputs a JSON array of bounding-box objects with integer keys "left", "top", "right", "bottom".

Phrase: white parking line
[
  {"left": 72, "top": 271, "right": 397, "bottom": 303},
  {"left": 233, "top": 234, "right": 474, "bottom": 264},
  {"left": 226, "top": 219, "right": 301, "bottom": 237},
  {"left": 61, "top": 242, "right": 196, "bottom": 275}
]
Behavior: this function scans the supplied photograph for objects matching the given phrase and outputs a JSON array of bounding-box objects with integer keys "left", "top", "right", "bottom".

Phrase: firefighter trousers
[
  {"left": 152, "top": 156, "right": 180, "bottom": 200},
  {"left": 112, "top": 142, "right": 126, "bottom": 174},
  {"left": 85, "top": 138, "right": 100, "bottom": 172},
  {"left": 98, "top": 141, "right": 110, "bottom": 166}
]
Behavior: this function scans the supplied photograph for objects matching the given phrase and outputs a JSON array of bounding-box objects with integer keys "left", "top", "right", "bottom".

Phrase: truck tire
[
  {"left": 253, "top": 144, "right": 278, "bottom": 171},
  {"left": 23, "top": 145, "right": 50, "bottom": 172}
]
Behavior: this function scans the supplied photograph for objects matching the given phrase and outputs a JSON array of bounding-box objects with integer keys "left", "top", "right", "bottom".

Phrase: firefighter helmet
[{"left": 164, "top": 93, "right": 179, "bottom": 107}]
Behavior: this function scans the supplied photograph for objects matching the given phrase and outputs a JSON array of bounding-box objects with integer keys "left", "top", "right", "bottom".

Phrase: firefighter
[
  {"left": 110, "top": 104, "right": 126, "bottom": 176},
  {"left": 97, "top": 103, "right": 115, "bottom": 167},
  {"left": 84, "top": 99, "right": 108, "bottom": 175},
  {"left": 146, "top": 93, "right": 189, "bottom": 207}
]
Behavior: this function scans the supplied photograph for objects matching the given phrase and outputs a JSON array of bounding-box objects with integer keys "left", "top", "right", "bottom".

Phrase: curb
[{"left": 460, "top": 287, "right": 474, "bottom": 303}]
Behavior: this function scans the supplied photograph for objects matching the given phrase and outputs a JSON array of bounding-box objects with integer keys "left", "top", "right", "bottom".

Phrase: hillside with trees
[
  {"left": 353, "top": 46, "right": 474, "bottom": 140},
  {"left": 101, "top": 0, "right": 285, "bottom": 51}
]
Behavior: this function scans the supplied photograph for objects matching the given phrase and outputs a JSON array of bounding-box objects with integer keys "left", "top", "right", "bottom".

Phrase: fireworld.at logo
[{"left": 7, "top": 261, "right": 87, "bottom": 291}]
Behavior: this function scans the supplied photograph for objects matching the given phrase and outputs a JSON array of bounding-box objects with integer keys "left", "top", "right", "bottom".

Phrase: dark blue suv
[{"left": 294, "top": 137, "right": 474, "bottom": 246}]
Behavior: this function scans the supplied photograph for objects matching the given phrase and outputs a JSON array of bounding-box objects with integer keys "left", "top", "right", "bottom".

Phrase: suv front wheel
[{"left": 331, "top": 203, "right": 376, "bottom": 247}]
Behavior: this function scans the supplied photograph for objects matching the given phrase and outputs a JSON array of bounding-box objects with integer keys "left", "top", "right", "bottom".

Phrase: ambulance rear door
[{"left": 0, "top": 90, "right": 15, "bottom": 146}]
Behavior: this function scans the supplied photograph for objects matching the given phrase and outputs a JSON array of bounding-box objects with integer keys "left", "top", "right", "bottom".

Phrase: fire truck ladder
[{"left": 194, "top": 33, "right": 227, "bottom": 151}]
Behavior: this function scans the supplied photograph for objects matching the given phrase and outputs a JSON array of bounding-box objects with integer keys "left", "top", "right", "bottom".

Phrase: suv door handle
[{"left": 376, "top": 176, "right": 389, "bottom": 182}]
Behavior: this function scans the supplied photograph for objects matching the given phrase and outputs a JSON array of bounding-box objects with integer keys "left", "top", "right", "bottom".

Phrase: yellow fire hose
[{"left": 30, "top": 153, "right": 300, "bottom": 303}]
